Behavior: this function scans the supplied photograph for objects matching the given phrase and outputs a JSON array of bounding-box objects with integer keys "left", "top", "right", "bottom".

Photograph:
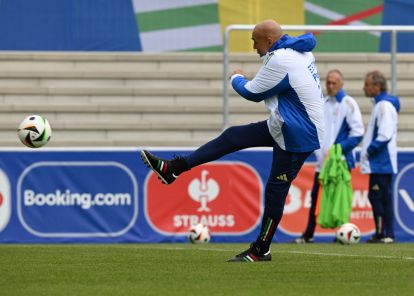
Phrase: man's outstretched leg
[
  {"left": 227, "top": 145, "right": 311, "bottom": 262},
  {"left": 141, "top": 121, "right": 273, "bottom": 184}
]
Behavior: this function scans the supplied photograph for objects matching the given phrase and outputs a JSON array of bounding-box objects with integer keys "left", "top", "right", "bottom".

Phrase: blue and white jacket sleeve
[
  {"left": 367, "top": 102, "right": 394, "bottom": 156},
  {"left": 230, "top": 57, "right": 287, "bottom": 102},
  {"left": 340, "top": 98, "right": 364, "bottom": 153}
]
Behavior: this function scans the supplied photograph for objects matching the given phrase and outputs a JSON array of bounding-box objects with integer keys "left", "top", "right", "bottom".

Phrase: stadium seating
[{"left": 0, "top": 51, "right": 413, "bottom": 147}]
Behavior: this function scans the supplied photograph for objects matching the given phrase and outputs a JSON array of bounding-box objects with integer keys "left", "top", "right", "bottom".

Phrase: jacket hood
[
  {"left": 374, "top": 92, "right": 401, "bottom": 112},
  {"left": 268, "top": 33, "right": 316, "bottom": 53}
]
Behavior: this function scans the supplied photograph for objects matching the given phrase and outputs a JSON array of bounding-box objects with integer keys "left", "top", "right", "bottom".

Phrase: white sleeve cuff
[{"left": 230, "top": 73, "right": 245, "bottom": 84}]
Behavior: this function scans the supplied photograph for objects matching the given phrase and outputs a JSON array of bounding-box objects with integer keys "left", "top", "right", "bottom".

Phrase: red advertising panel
[
  {"left": 0, "top": 170, "right": 11, "bottom": 233},
  {"left": 145, "top": 162, "right": 262, "bottom": 235},
  {"left": 279, "top": 164, "right": 375, "bottom": 236}
]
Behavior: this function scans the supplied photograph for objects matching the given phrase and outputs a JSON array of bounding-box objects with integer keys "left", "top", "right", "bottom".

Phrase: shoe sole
[
  {"left": 227, "top": 256, "right": 272, "bottom": 262},
  {"left": 140, "top": 150, "right": 170, "bottom": 185}
]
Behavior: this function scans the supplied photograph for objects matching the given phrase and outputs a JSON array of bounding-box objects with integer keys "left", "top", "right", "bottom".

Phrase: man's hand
[{"left": 230, "top": 69, "right": 246, "bottom": 79}]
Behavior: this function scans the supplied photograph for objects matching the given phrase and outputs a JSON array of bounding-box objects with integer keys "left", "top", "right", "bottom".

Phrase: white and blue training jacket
[
  {"left": 360, "top": 92, "right": 400, "bottom": 174},
  {"left": 314, "top": 89, "right": 364, "bottom": 171},
  {"left": 230, "top": 33, "right": 324, "bottom": 153}
]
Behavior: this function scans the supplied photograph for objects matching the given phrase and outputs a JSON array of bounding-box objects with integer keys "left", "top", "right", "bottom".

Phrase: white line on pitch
[
  {"left": 124, "top": 246, "right": 414, "bottom": 261},
  {"left": 280, "top": 250, "right": 414, "bottom": 261}
]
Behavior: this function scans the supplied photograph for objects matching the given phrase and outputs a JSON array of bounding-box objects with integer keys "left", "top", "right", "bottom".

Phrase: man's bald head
[
  {"left": 254, "top": 20, "right": 283, "bottom": 40},
  {"left": 252, "top": 19, "right": 283, "bottom": 57}
]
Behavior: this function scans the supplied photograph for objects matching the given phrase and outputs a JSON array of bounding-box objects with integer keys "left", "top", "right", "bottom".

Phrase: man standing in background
[
  {"left": 360, "top": 70, "right": 400, "bottom": 244},
  {"left": 295, "top": 69, "right": 364, "bottom": 243}
]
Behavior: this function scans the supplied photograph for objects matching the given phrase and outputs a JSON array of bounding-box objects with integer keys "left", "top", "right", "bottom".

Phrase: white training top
[
  {"left": 314, "top": 92, "right": 364, "bottom": 171},
  {"left": 360, "top": 99, "right": 398, "bottom": 174},
  {"left": 231, "top": 48, "right": 324, "bottom": 153}
]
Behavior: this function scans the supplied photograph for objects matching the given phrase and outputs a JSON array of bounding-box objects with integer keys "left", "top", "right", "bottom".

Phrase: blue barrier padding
[
  {"left": 380, "top": 0, "right": 414, "bottom": 52},
  {"left": 0, "top": 148, "right": 413, "bottom": 243},
  {"left": 0, "top": 0, "right": 141, "bottom": 51}
]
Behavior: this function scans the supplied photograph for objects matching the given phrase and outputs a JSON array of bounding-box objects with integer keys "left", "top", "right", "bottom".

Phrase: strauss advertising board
[{"left": 0, "top": 148, "right": 413, "bottom": 243}]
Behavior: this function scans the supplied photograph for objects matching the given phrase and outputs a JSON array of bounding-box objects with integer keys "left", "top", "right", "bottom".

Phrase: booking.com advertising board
[{"left": 0, "top": 148, "right": 414, "bottom": 243}]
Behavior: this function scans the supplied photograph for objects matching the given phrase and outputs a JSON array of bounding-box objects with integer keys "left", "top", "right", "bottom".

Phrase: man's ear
[{"left": 267, "top": 37, "right": 274, "bottom": 46}]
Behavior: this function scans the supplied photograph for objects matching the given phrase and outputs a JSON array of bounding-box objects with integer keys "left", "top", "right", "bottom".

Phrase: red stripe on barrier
[
  {"left": 312, "top": 5, "right": 384, "bottom": 36},
  {"left": 328, "top": 5, "right": 384, "bottom": 25}
]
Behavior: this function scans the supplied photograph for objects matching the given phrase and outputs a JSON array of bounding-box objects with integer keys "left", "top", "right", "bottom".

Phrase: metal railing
[{"left": 223, "top": 25, "right": 414, "bottom": 130}]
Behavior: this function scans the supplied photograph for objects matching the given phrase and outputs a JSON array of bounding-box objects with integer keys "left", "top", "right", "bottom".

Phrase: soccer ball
[
  {"left": 17, "top": 115, "right": 52, "bottom": 148},
  {"left": 336, "top": 223, "right": 361, "bottom": 245},
  {"left": 187, "top": 223, "right": 211, "bottom": 244}
]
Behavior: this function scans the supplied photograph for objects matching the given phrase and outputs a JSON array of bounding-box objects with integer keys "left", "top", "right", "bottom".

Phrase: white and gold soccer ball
[
  {"left": 188, "top": 223, "right": 211, "bottom": 244},
  {"left": 336, "top": 223, "right": 361, "bottom": 245},
  {"left": 17, "top": 115, "right": 52, "bottom": 148}
]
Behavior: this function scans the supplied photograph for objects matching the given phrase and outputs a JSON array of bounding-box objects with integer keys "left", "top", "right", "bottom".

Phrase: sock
[
  {"left": 255, "top": 178, "right": 291, "bottom": 253},
  {"left": 171, "top": 156, "right": 190, "bottom": 176}
]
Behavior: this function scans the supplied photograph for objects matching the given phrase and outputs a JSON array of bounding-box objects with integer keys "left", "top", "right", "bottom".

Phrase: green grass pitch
[{"left": 1, "top": 243, "right": 413, "bottom": 296}]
